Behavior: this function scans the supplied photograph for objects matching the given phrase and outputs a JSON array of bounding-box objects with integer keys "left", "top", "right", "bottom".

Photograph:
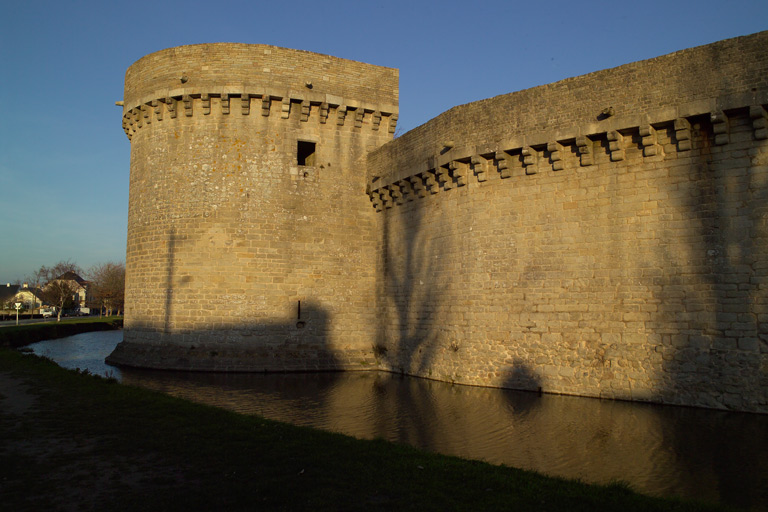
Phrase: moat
[{"left": 29, "top": 331, "right": 768, "bottom": 510}]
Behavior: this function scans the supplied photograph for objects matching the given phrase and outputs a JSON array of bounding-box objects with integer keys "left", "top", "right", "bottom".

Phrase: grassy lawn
[{"left": 0, "top": 346, "right": 728, "bottom": 511}]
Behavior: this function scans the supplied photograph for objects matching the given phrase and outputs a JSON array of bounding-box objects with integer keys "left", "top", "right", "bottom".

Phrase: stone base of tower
[{"left": 106, "top": 340, "right": 380, "bottom": 373}]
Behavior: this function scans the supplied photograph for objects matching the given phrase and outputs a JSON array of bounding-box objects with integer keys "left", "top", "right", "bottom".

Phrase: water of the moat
[{"left": 28, "top": 331, "right": 768, "bottom": 510}]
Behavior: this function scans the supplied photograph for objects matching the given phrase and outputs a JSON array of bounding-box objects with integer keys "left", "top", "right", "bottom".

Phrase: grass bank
[
  {"left": 0, "top": 316, "right": 123, "bottom": 348},
  {"left": 0, "top": 349, "right": 726, "bottom": 511}
]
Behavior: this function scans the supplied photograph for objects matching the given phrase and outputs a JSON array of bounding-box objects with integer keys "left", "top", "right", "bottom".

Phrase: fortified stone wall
[
  {"left": 367, "top": 31, "right": 768, "bottom": 413},
  {"left": 109, "top": 44, "right": 398, "bottom": 371},
  {"left": 113, "top": 34, "right": 768, "bottom": 413}
]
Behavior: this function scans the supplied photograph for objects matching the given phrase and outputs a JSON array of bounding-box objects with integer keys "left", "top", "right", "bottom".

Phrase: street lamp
[{"left": 14, "top": 302, "right": 21, "bottom": 326}]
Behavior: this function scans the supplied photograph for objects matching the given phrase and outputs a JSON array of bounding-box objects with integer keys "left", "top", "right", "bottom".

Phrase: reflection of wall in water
[{"left": 118, "top": 368, "right": 768, "bottom": 507}]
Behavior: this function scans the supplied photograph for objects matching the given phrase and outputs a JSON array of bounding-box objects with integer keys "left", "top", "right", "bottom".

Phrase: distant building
[
  {"left": 0, "top": 283, "right": 45, "bottom": 312},
  {"left": 48, "top": 272, "right": 91, "bottom": 307}
]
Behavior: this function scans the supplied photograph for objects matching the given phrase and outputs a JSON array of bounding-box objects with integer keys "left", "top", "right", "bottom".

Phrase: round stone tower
[{"left": 108, "top": 44, "right": 398, "bottom": 371}]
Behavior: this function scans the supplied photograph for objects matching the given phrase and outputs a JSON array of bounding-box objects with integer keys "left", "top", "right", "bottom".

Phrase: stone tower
[{"left": 108, "top": 44, "right": 398, "bottom": 370}]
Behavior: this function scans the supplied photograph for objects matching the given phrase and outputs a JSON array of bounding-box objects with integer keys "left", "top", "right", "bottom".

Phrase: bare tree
[
  {"left": 42, "top": 280, "right": 79, "bottom": 321},
  {"left": 28, "top": 260, "right": 83, "bottom": 288},
  {"left": 87, "top": 262, "right": 125, "bottom": 317},
  {"left": 36, "top": 260, "right": 84, "bottom": 322}
]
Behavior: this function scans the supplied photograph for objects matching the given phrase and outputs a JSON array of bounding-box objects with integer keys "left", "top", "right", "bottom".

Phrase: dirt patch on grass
[{"left": 0, "top": 371, "right": 195, "bottom": 511}]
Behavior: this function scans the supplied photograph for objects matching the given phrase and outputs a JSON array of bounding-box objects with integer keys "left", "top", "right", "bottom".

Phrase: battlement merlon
[
  {"left": 120, "top": 43, "right": 399, "bottom": 117},
  {"left": 367, "top": 30, "right": 768, "bottom": 184}
]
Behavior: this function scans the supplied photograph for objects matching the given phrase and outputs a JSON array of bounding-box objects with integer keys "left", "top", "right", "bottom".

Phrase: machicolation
[{"left": 108, "top": 33, "right": 768, "bottom": 413}]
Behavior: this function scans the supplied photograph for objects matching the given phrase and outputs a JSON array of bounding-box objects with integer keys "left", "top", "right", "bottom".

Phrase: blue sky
[{"left": 1, "top": 0, "right": 766, "bottom": 283}]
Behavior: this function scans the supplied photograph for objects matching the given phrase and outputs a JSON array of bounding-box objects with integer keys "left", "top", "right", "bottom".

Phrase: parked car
[
  {"left": 76, "top": 307, "right": 91, "bottom": 316},
  {"left": 41, "top": 309, "right": 54, "bottom": 318}
]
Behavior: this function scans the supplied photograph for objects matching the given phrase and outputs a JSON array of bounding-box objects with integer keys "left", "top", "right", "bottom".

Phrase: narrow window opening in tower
[{"left": 297, "top": 141, "right": 316, "bottom": 166}]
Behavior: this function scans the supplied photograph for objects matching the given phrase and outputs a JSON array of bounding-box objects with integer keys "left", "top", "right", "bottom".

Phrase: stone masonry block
[
  {"left": 750, "top": 105, "right": 768, "bottom": 139},
  {"left": 711, "top": 111, "right": 729, "bottom": 145},
  {"left": 409, "top": 174, "right": 427, "bottom": 198},
  {"left": 522, "top": 146, "right": 538, "bottom": 175},
  {"left": 495, "top": 151, "right": 513, "bottom": 178},
  {"left": 575, "top": 136, "right": 593, "bottom": 166},
  {"left": 221, "top": 93, "right": 230, "bottom": 115},
  {"left": 674, "top": 118, "right": 692, "bottom": 151},
  {"left": 639, "top": 125, "right": 658, "bottom": 156},
  {"left": 607, "top": 131, "right": 625, "bottom": 161},
  {"left": 471, "top": 155, "right": 489, "bottom": 181},
  {"left": 448, "top": 161, "right": 468, "bottom": 187},
  {"left": 547, "top": 142, "right": 564, "bottom": 171}
]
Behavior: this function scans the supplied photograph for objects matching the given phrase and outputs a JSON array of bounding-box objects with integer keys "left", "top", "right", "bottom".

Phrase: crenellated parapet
[
  {"left": 368, "top": 104, "right": 768, "bottom": 209},
  {"left": 122, "top": 89, "right": 397, "bottom": 140}
]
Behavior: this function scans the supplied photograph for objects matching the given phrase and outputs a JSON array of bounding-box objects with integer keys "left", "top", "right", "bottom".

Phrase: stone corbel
[
  {"left": 337, "top": 106, "right": 347, "bottom": 126},
  {"left": 424, "top": 170, "right": 439, "bottom": 194},
  {"left": 674, "top": 118, "right": 691, "bottom": 151},
  {"left": 399, "top": 179, "right": 415, "bottom": 201},
  {"left": 183, "top": 95, "right": 193, "bottom": 117},
  {"left": 221, "top": 94, "right": 230, "bottom": 115},
  {"left": 436, "top": 164, "right": 453, "bottom": 190},
  {"left": 261, "top": 95, "right": 271, "bottom": 117},
  {"left": 449, "top": 161, "right": 468, "bottom": 187},
  {"left": 368, "top": 190, "right": 383, "bottom": 212},
  {"left": 522, "top": 146, "right": 538, "bottom": 174},
  {"left": 751, "top": 105, "right": 768, "bottom": 140},
  {"left": 281, "top": 98, "right": 291, "bottom": 119},
  {"left": 471, "top": 155, "right": 489, "bottom": 182},
  {"left": 547, "top": 142, "right": 564, "bottom": 171},
  {"left": 389, "top": 182, "right": 404, "bottom": 205},
  {"left": 300, "top": 100, "right": 310, "bottom": 122},
  {"left": 368, "top": 189, "right": 383, "bottom": 212},
  {"left": 372, "top": 111, "right": 382, "bottom": 131},
  {"left": 495, "top": 151, "right": 513, "bottom": 178},
  {"left": 150, "top": 100, "right": 162, "bottom": 121},
  {"left": 607, "top": 131, "right": 625, "bottom": 161},
  {"left": 639, "top": 125, "right": 658, "bottom": 156},
  {"left": 319, "top": 102, "right": 329, "bottom": 124},
  {"left": 201, "top": 94, "right": 211, "bottom": 115},
  {"left": 164, "top": 97, "right": 177, "bottom": 119},
  {"left": 711, "top": 111, "right": 729, "bottom": 145},
  {"left": 380, "top": 187, "right": 393, "bottom": 209},
  {"left": 354, "top": 109, "right": 365, "bottom": 128},
  {"left": 575, "top": 136, "right": 593, "bottom": 166},
  {"left": 388, "top": 114, "right": 398, "bottom": 134},
  {"left": 142, "top": 103, "right": 151, "bottom": 125},
  {"left": 409, "top": 174, "right": 427, "bottom": 198}
]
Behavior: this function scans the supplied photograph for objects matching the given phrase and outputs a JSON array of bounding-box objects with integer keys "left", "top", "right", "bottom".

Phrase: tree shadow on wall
[
  {"left": 376, "top": 199, "right": 451, "bottom": 378},
  {"left": 646, "top": 118, "right": 768, "bottom": 509},
  {"left": 652, "top": 118, "right": 767, "bottom": 413}
]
